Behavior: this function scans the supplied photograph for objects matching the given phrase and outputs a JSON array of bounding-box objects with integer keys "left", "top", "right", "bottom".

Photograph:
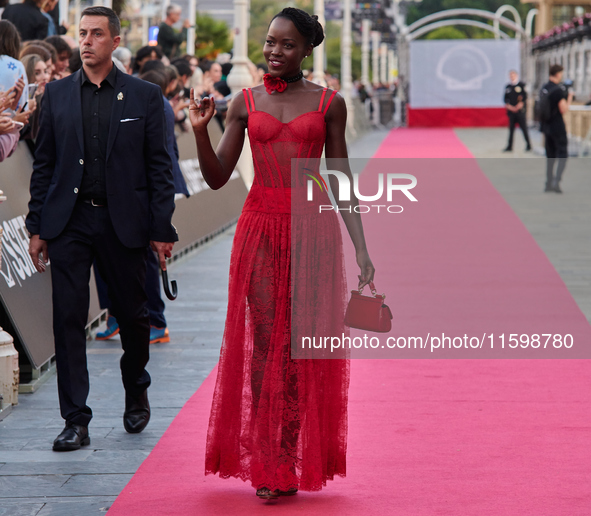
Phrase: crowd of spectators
[
  {"left": 1, "top": 3, "right": 390, "bottom": 165},
  {"left": 0, "top": 10, "right": 236, "bottom": 167}
]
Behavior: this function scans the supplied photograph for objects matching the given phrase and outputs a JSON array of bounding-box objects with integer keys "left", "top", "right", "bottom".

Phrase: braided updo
[{"left": 271, "top": 7, "right": 325, "bottom": 48}]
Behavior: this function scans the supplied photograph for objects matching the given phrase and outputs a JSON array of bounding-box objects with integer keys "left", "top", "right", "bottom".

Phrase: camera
[{"left": 563, "top": 79, "right": 575, "bottom": 100}]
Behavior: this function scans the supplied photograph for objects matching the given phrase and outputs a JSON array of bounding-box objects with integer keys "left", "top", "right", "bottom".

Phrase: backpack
[{"left": 537, "top": 84, "right": 557, "bottom": 123}]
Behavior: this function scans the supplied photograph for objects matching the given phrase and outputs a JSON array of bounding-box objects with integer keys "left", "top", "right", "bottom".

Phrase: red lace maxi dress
[{"left": 204, "top": 87, "right": 350, "bottom": 492}]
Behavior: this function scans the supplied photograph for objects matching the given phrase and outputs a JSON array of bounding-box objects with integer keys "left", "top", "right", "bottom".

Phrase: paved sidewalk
[
  {"left": 0, "top": 126, "right": 589, "bottom": 515},
  {"left": 0, "top": 234, "right": 232, "bottom": 516}
]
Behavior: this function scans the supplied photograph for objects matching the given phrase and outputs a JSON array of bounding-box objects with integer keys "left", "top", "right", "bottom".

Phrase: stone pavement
[
  {"left": 1, "top": 126, "right": 589, "bottom": 515},
  {"left": 0, "top": 233, "right": 231, "bottom": 516}
]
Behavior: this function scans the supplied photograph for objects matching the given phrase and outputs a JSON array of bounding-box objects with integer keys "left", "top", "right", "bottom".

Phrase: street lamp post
[
  {"left": 74, "top": 0, "right": 81, "bottom": 38},
  {"left": 371, "top": 30, "right": 380, "bottom": 86},
  {"left": 161, "top": 0, "right": 170, "bottom": 21},
  {"left": 380, "top": 42, "right": 387, "bottom": 84},
  {"left": 226, "top": 0, "right": 252, "bottom": 92},
  {"left": 361, "top": 19, "right": 371, "bottom": 88},
  {"left": 186, "top": 0, "right": 196, "bottom": 55},
  {"left": 388, "top": 48, "right": 396, "bottom": 85},
  {"left": 59, "top": 0, "right": 69, "bottom": 31},
  {"left": 313, "top": 0, "right": 326, "bottom": 86},
  {"left": 341, "top": 0, "right": 355, "bottom": 135},
  {"left": 226, "top": 0, "right": 254, "bottom": 189}
]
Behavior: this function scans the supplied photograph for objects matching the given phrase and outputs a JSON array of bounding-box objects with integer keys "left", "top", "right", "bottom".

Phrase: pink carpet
[{"left": 108, "top": 129, "right": 591, "bottom": 515}]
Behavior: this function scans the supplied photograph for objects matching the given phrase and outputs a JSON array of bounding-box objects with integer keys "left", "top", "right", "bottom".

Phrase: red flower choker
[{"left": 263, "top": 71, "right": 304, "bottom": 94}]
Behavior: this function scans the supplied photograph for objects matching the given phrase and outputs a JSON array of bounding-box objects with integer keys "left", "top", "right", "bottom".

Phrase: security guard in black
[{"left": 503, "top": 70, "right": 531, "bottom": 151}]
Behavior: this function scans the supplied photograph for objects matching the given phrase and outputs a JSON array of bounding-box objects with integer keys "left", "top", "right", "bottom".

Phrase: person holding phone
[
  {"left": 19, "top": 53, "right": 47, "bottom": 139},
  {"left": 0, "top": 20, "right": 28, "bottom": 111},
  {"left": 22, "top": 54, "right": 49, "bottom": 96}
]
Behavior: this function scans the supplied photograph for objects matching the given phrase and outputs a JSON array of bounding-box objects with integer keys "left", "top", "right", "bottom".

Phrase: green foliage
[
  {"left": 194, "top": 12, "right": 232, "bottom": 59},
  {"left": 424, "top": 26, "right": 467, "bottom": 40},
  {"left": 325, "top": 36, "right": 362, "bottom": 79}
]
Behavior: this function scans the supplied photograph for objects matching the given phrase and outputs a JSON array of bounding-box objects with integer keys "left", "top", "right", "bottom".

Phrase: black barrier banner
[{"left": 0, "top": 144, "right": 57, "bottom": 368}]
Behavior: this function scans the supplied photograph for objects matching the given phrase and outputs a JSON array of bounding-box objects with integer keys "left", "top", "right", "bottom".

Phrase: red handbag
[{"left": 344, "top": 281, "right": 392, "bottom": 333}]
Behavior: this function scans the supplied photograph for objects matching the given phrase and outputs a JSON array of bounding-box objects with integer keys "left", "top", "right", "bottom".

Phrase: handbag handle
[{"left": 358, "top": 280, "right": 378, "bottom": 297}]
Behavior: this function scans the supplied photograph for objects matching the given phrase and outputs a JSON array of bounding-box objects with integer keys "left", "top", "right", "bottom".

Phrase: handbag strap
[{"left": 359, "top": 281, "right": 378, "bottom": 297}]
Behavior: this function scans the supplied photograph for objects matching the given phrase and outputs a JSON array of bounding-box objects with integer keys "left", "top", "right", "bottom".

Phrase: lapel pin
[{"left": 117, "top": 92, "right": 123, "bottom": 101}]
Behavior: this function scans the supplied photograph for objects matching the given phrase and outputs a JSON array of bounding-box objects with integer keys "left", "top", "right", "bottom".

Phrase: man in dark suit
[
  {"left": 26, "top": 6, "right": 178, "bottom": 451},
  {"left": 1, "top": 0, "right": 48, "bottom": 41}
]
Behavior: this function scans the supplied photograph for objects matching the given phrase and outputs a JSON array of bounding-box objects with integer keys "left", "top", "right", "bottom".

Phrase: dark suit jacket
[
  {"left": 1, "top": 0, "right": 48, "bottom": 41},
  {"left": 26, "top": 66, "right": 178, "bottom": 248}
]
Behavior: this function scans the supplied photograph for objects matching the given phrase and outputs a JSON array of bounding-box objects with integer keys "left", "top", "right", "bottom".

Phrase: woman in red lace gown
[{"left": 189, "top": 7, "right": 374, "bottom": 500}]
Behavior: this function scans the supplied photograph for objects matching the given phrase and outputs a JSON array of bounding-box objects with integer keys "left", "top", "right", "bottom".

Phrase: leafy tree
[
  {"left": 324, "top": 35, "right": 362, "bottom": 79},
  {"left": 194, "top": 12, "right": 232, "bottom": 59}
]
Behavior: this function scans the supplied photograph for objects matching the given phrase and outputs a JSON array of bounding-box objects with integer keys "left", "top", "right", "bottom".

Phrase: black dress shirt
[{"left": 79, "top": 65, "right": 118, "bottom": 200}]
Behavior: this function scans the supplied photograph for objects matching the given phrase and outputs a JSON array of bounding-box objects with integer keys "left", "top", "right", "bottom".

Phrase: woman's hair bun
[{"left": 273, "top": 7, "right": 325, "bottom": 48}]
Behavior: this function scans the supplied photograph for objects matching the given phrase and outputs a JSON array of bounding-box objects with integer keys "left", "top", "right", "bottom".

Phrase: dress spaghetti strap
[
  {"left": 317, "top": 88, "right": 328, "bottom": 112},
  {"left": 322, "top": 90, "right": 338, "bottom": 114},
  {"left": 318, "top": 88, "right": 337, "bottom": 114},
  {"left": 242, "top": 88, "right": 255, "bottom": 113}
]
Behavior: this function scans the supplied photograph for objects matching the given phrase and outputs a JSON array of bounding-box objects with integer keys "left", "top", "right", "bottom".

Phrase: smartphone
[
  {"left": 27, "top": 83, "right": 38, "bottom": 100},
  {"left": 13, "top": 121, "right": 24, "bottom": 129}
]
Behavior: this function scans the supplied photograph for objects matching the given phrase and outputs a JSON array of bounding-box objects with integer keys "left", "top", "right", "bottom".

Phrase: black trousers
[
  {"left": 544, "top": 130, "right": 568, "bottom": 186},
  {"left": 507, "top": 110, "right": 531, "bottom": 148},
  {"left": 47, "top": 201, "right": 151, "bottom": 427},
  {"left": 94, "top": 247, "right": 167, "bottom": 328}
]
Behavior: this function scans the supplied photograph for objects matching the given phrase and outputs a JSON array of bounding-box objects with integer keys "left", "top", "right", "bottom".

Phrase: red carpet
[
  {"left": 407, "top": 107, "right": 508, "bottom": 127},
  {"left": 108, "top": 129, "right": 591, "bottom": 515}
]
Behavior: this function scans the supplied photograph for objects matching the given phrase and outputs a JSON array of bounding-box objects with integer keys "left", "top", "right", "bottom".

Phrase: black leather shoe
[
  {"left": 525, "top": 145, "right": 532, "bottom": 151},
  {"left": 503, "top": 147, "right": 512, "bottom": 152},
  {"left": 123, "top": 390, "right": 150, "bottom": 433},
  {"left": 53, "top": 422, "right": 90, "bottom": 451}
]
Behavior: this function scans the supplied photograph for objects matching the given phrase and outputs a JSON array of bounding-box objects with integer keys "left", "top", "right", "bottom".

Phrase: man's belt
[{"left": 80, "top": 198, "right": 107, "bottom": 206}]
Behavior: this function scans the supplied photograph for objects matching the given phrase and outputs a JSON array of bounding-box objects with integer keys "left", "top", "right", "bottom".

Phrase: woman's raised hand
[
  {"left": 9, "top": 76, "right": 25, "bottom": 111},
  {"left": 12, "top": 103, "right": 35, "bottom": 125},
  {"left": 189, "top": 88, "right": 216, "bottom": 132},
  {"left": 0, "top": 88, "right": 17, "bottom": 111}
]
